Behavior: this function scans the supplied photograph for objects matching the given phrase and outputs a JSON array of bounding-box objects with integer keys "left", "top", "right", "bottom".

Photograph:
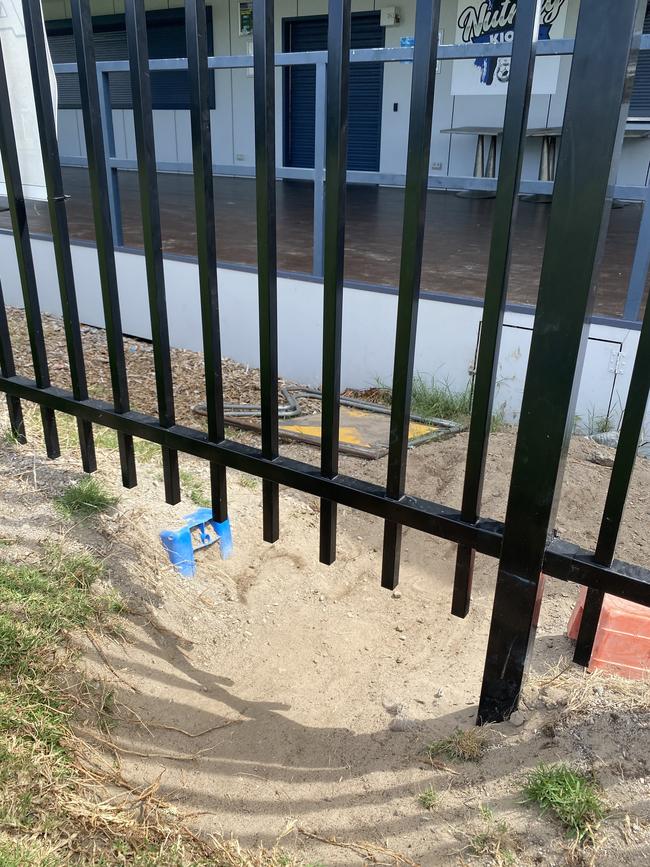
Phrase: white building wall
[
  {"left": 42, "top": 0, "right": 650, "bottom": 186},
  {"left": 0, "top": 233, "right": 645, "bottom": 435}
]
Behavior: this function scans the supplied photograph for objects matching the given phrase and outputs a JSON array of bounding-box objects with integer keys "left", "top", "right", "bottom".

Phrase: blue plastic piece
[{"left": 160, "top": 508, "right": 233, "bottom": 578}]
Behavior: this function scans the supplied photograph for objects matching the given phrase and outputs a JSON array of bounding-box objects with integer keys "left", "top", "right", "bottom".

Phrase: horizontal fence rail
[
  {"left": 0, "top": 0, "right": 649, "bottom": 724},
  {"left": 49, "top": 36, "right": 650, "bottom": 325}
]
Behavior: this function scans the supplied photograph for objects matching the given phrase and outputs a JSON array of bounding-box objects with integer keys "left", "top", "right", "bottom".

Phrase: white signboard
[
  {"left": 452, "top": 0, "right": 568, "bottom": 96},
  {"left": 0, "top": 0, "right": 57, "bottom": 201}
]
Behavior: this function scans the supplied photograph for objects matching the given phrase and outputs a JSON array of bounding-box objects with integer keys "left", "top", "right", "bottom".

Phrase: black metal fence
[{"left": 0, "top": 0, "right": 649, "bottom": 723}]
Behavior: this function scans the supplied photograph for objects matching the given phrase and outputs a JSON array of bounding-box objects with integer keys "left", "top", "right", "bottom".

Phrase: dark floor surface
[{"left": 2, "top": 167, "right": 647, "bottom": 320}]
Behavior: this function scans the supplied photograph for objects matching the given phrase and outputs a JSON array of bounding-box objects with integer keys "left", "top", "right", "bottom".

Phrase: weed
[
  {"left": 179, "top": 469, "right": 210, "bottom": 508},
  {"left": 418, "top": 785, "right": 440, "bottom": 811},
  {"left": 427, "top": 727, "right": 488, "bottom": 762},
  {"left": 54, "top": 476, "right": 117, "bottom": 518},
  {"left": 490, "top": 402, "right": 509, "bottom": 433},
  {"left": 239, "top": 473, "right": 259, "bottom": 490},
  {"left": 573, "top": 406, "right": 617, "bottom": 436},
  {"left": 1, "top": 428, "right": 21, "bottom": 447},
  {"left": 523, "top": 763, "right": 605, "bottom": 846},
  {"left": 469, "top": 805, "right": 519, "bottom": 866},
  {"left": 404, "top": 374, "right": 472, "bottom": 424}
]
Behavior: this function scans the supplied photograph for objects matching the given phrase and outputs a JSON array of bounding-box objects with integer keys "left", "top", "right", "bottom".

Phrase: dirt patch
[
  {"left": 1, "top": 396, "right": 649, "bottom": 865},
  {"left": 2, "top": 306, "right": 650, "bottom": 864}
]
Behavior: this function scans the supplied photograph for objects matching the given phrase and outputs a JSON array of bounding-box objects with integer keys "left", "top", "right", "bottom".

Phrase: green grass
[
  {"left": 54, "top": 476, "right": 118, "bottom": 518},
  {"left": 0, "top": 556, "right": 103, "bottom": 675},
  {"left": 0, "top": 547, "right": 119, "bottom": 836},
  {"left": 179, "top": 469, "right": 210, "bottom": 508},
  {"left": 417, "top": 785, "right": 440, "bottom": 811},
  {"left": 427, "top": 727, "right": 488, "bottom": 763},
  {"left": 0, "top": 839, "right": 61, "bottom": 866},
  {"left": 523, "top": 763, "right": 606, "bottom": 846},
  {"left": 5, "top": 410, "right": 162, "bottom": 465},
  {"left": 409, "top": 374, "right": 472, "bottom": 423},
  {"left": 375, "top": 374, "right": 509, "bottom": 430},
  {"left": 0, "top": 537, "right": 321, "bottom": 866}
]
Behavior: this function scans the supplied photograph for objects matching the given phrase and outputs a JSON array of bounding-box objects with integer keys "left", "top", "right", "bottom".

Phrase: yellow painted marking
[
  {"left": 280, "top": 422, "right": 369, "bottom": 447},
  {"left": 408, "top": 420, "right": 439, "bottom": 439}
]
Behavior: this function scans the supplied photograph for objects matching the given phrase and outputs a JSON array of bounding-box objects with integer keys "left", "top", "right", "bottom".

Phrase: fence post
[
  {"left": 380, "top": 0, "right": 441, "bottom": 589},
  {"left": 451, "top": 0, "right": 539, "bottom": 618},
  {"left": 97, "top": 69, "right": 124, "bottom": 248},
  {"left": 477, "top": 0, "right": 647, "bottom": 724},
  {"left": 312, "top": 61, "right": 327, "bottom": 279}
]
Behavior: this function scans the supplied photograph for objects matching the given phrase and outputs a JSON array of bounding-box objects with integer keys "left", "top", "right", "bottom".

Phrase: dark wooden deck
[{"left": 2, "top": 167, "right": 646, "bottom": 320}]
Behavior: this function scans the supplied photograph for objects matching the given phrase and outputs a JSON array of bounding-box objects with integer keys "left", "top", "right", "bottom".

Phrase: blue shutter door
[
  {"left": 46, "top": 9, "right": 214, "bottom": 111},
  {"left": 284, "top": 12, "right": 385, "bottom": 171},
  {"left": 630, "top": 5, "right": 650, "bottom": 120}
]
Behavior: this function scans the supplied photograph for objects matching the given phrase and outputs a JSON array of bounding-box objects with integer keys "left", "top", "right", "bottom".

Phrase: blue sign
[{"left": 400, "top": 35, "right": 415, "bottom": 64}]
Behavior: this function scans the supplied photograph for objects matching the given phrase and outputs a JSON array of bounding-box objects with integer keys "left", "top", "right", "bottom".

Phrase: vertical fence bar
[
  {"left": 0, "top": 42, "right": 59, "bottom": 458},
  {"left": 71, "top": 0, "right": 136, "bottom": 489},
  {"left": 185, "top": 0, "right": 228, "bottom": 523},
  {"left": 125, "top": 0, "right": 180, "bottom": 505},
  {"left": 97, "top": 71, "right": 124, "bottom": 250},
  {"left": 312, "top": 61, "right": 327, "bottom": 280},
  {"left": 573, "top": 298, "right": 650, "bottom": 664},
  {"left": 319, "top": 0, "right": 352, "bottom": 566},
  {"left": 477, "top": 0, "right": 646, "bottom": 724},
  {"left": 253, "top": 0, "right": 280, "bottom": 542},
  {"left": 22, "top": 0, "right": 96, "bottom": 473},
  {"left": 452, "top": 0, "right": 540, "bottom": 618},
  {"left": 0, "top": 279, "right": 25, "bottom": 443},
  {"left": 622, "top": 186, "right": 650, "bottom": 322},
  {"left": 380, "top": 0, "right": 441, "bottom": 590}
]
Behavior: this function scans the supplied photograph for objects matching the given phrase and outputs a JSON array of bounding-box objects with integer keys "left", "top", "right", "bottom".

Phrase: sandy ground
[{"left": 1, "top": 398, "right": 649, "bottom": 865}]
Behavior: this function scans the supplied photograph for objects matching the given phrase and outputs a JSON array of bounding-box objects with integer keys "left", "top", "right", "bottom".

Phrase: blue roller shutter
[
  {"left": 46, "top": 8, "right": 214, "bottom": 111},
  {"left": 284, "top": 12, "right": 385, "bottom": 171},
  {"left": 630, "top": 4, "right": 650, "bottom": 120}
]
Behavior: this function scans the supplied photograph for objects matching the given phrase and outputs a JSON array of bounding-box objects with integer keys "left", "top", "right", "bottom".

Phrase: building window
[{"left": 46, "top": 7, "right": 215, "bottom": 112}]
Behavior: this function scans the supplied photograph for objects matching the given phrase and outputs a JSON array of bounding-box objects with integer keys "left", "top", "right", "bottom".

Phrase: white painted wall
[
  {"left": 1, "top": 233, "right": 645, "bottom": 434},
  {"left": 43, "top": 0, "right": 650, "bottom": 186}
]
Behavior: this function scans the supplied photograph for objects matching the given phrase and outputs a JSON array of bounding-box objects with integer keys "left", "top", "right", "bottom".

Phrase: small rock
[
  {"left": 392, "top": 590, "right": 402, "bottom": 599},
  {"left": 389, "top": 716, "right": 419, "bottom": 732},
  {"left": 510, "top": 710, "right": 526, "bottom": 727},
  {"left": 434, "top": 687, "right": 444, "bottom": 699},
  {"left": 396, "top": 656, "right": 404, "bottom": 664},
  {"left": 590, "top": 431, "right": 619, "bottom": 448},
  {"left": 382, "top": 698, "right": 404, "bottom": 716},
  {"left": 395, "top": 625, "right": 404, "bottom": 633},
  {"left": 589, "top": 453, "right": 615, "bottom": 468}
]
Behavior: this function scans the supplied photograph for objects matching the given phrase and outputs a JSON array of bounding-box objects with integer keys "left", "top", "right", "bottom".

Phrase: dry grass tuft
[
  {"left": 526, "top": 658, "right": 650, "bottom": 725},
  {"left": 427, "top": 727, "right": 488, "bottom": 763},
  {"left": 467, "top": 805, "right": 520, "bottom": 866}
]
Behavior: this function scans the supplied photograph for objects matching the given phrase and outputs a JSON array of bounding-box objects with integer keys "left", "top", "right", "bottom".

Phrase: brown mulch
[{"left": 5, "top": 307, "right": 316, "bottom": 430}]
